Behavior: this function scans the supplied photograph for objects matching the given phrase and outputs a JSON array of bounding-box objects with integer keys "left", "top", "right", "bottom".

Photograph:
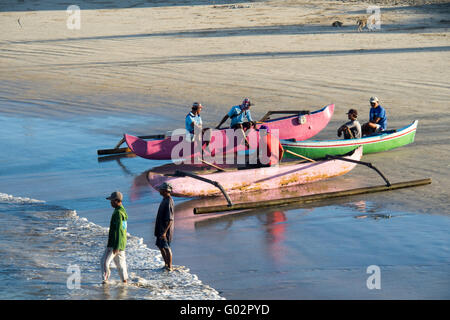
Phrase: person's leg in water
[{"left": 162, "top": 247, "right": 173, "bottom": 271}]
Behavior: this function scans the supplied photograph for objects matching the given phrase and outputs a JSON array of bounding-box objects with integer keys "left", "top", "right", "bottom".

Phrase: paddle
[
  {"left": 285, "top": 149, "right": 316, "bottom": 163},
  {"left": 200, "top": 159, "right": 230, "bottom": 172}
]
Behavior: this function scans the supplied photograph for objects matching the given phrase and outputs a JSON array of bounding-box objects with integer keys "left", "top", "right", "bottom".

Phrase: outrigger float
[
  {"left": 144, "top": 146, "right": 430, "bottom": 215},
  {"left": 147, "top": 147, "right": 363, "bottom": 198}
]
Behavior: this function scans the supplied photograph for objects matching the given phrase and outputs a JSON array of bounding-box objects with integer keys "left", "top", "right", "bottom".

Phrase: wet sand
[{"left": 0, "top": 0, "right": 449, "bottom": 299}]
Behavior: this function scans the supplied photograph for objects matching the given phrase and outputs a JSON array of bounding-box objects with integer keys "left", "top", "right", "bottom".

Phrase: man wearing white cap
[
  {"left": 101, "top": 191, "right": 128, "bottom": 284},
  {"left": 362, "top": 97, "right": 387, "bottom": 136}
]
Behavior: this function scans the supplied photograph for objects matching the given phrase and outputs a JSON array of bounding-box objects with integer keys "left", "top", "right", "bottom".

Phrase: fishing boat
[
  {"left": 146, "top": 146, "right": 363, "bottom": 197},
  {"left": 124, "top": 104, "right": 335, "bottom": 160},
  {"left": 282, "top": 120, "right": 418, "bottom": 160}
]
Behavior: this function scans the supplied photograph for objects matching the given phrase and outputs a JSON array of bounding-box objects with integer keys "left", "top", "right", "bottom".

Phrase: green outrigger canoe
[{"left": 282, "top": 120, "right": 418, "bottom": 159}]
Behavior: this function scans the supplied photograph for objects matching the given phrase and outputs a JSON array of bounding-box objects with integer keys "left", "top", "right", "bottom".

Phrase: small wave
[
  {"left": 0, "top": 194, "right": 223, "bottom": 299},
  {"left": 54, "top": 210, "right": 224, "bottom": 299},
  {"left": 0, "top": 192, "right": 45, "bottom": 204}
]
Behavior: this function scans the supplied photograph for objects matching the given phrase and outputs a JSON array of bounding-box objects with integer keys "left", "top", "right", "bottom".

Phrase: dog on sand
[
  {"left": 357, "top": 16, "right": 379, "bottom": 32},
  {"left": 357, "top": 18, "right": 367, "bottom": 32}
]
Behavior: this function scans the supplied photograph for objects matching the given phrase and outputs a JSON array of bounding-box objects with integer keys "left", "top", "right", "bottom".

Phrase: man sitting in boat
[
  {"left": 337, "top": 109, "right": 362, "bottom": 139},
  {"left": 215, "top": 98, "right": 254, "bottom": 130},
  {"left": 362, "top": 97, "right": 387, "bottom": 136},
  {"left": 185, "top": 102, "right": 212, "bottom": 155},
  {"left": 185, "top": 102, "right": 203, "bottom": 140},
  {"left": 216, "top": 98, "right": 255, "bottom": 149}
]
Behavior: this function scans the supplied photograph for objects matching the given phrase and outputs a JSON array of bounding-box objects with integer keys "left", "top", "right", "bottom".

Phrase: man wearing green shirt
[{"left": 101, "top": 191, "right": 128, "bottom": 284}]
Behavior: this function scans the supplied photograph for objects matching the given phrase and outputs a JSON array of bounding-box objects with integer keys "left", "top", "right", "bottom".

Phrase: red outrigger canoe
[{"left": 125, "top": 104, "right": 334, "bottom": 160}]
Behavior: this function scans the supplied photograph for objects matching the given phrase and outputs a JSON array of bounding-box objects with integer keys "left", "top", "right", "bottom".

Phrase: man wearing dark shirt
[{"left": 155, "top": 182, "right": 175, "bottom": 271}]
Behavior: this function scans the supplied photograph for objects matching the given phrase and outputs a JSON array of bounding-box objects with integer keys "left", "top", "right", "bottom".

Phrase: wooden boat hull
[
  {"left": 147, "top": 146, "right": 363, "bottom": 197},
  {"left": 125, "top": 104, "right": 334, "bottom": 160},
  {"left": 282, "top": 120, "right": 418, "bottom": 160}
]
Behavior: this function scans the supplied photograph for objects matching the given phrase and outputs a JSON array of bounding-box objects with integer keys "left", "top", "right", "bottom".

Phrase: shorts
[
  {"left": 156, "top": 237, "right": 171, "bottom": 249},
  {"left": 230, "top": 123, "right": 243, "bottom": 130},
  {"left": 373, "top": 124, "right": 383, "bottom": 133}
]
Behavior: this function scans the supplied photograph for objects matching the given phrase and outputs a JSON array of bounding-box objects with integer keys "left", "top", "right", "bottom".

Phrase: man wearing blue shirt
[
  {"left": 185, "top": 102, "right": 203, "bottom": 135},
  {"left": 362, "top": 97, "right": 387, "bottom": 136},
  {"left": 216, "top": 98, "right": 254, "bottom": 130}
]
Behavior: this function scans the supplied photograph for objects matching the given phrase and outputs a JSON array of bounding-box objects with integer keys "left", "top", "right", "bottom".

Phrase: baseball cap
[
  {"left": 369, "top": 97, "right": 379, "bottom": 103},
  {"left": 158, "top": 182, "right": 173, "bottom": 192},
  {"left": 106, "top": 191, "right": 123, "bottom": 201},
  {"left": 242, "top": 98, "right": 252, "bottom": 107}
]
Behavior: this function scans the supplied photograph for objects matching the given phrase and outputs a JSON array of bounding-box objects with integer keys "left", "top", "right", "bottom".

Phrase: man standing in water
[
  {"left": 101, "top": 191, "right": 128, "bottom": 284},
  {"left": 155, "top": 182, "right": 175, "bottom": 271}
]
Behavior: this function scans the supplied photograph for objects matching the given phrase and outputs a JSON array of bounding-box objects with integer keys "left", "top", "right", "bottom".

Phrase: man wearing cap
[
  {"left": 337, "top": 109, "right": 362, "bottom": 139},
  {"left": 155, "top": 182, "right": 174, "bottom": 271},
  {"left": 216, "top": 98, "right": 255, "bottom": 149},
  {"left": 185, "top": 102, "right": 203, "bottom": 137},
  {"left": 185, "top": 102, "right": 212, "bottom": 154},
  {"left": 215, "top": 98, "right": 254, "bottom": 130},
  {"left": 101, "top": 191, "right": 128, "bottom": 284},
  {"left": 362, "top": 97, "right": 387, "bottom": 136}
]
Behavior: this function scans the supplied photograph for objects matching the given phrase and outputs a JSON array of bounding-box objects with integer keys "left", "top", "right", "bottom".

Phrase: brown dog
[{"left": 357, "top": 18, "right": 367, "bottom": 32}]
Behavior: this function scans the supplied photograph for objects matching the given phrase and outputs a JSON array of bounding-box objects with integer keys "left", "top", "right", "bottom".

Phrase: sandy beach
[{"left": 0, "top": 0, "right": 449, "bottom": 300}]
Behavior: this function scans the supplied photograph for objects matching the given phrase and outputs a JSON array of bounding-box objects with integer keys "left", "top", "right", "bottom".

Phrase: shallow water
[
  {"left": 0, "top": 93, "right": 449, "bottom": 299},
  {"left": 0, "top": 194, "right": 222, "bottom": 300},
  {"left": 0, "top": 112, "right": 226, "bottom": 300}
]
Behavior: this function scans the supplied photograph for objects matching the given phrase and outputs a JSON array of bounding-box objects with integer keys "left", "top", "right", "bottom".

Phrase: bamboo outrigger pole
[
  {"left": 193, "top": 178, "right": 431, "bottom": 214},
  {"left": 173, "top": 170, "right": 233, "bottom": 207}
]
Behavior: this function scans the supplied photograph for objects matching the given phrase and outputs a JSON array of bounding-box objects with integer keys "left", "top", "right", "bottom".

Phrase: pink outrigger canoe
[
  {"left": 125, "top": 104, "right": 335, "bottom": 160},
  {"left": 147, "top": 146, "right": 362, "bottom": 197}
]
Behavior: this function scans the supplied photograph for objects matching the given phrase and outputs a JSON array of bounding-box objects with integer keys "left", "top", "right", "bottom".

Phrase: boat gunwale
[{"left": 261, "top": 104, "right": 333, "bottom": 123}]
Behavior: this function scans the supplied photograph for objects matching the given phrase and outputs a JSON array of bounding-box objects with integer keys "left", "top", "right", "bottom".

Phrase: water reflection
[
  {"left": 258, "top": 211, "right": 288, "bottom": 264},
  {"left": 101, "top": 282, "right": 129, "bottom": 300},
  {"left": 343, "top": 200, "right": 392, "bottom": 220}
]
